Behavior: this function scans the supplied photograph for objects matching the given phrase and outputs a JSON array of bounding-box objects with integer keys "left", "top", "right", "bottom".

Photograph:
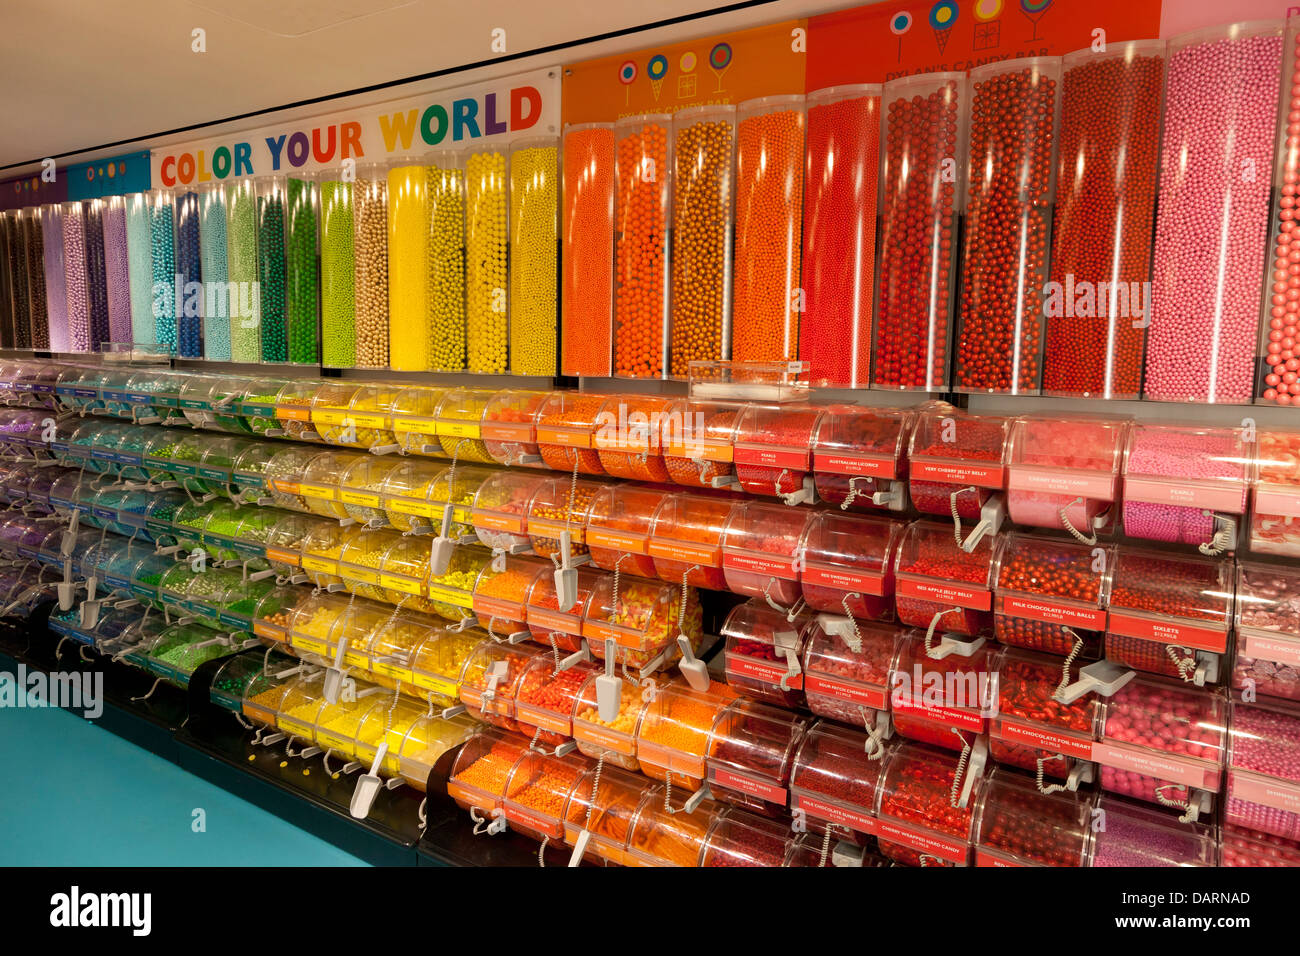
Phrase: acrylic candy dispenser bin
[
  {"left": 720, "top": 598, "right": 812, "bottom": 708},
  {"left": 789, "top": 720, "right": 892, "bottom": 845},
  {"left": 1121, "top": 422, "right": 1251, "bottom": 552},
  {"left": 1234, "top": 561, "right": 1300, "bottom": 704},
  {"left": 971, "top": 766, "right": 1092, "bottom": 867},
  {"left": 992, "top": 532, "right": 1113, "bottom": 658},
  {"left": 1250, "top": 428, "right": 1300, "bottom": 557},
  {"left": 719, "top": 500, "right": 811, "bottom": 609},
  {"left": 811, "top": 405, "right": 914, "bottom": 512},
  {"left": 801, "top": 618, "right": 901, "bottom": 735},
  {"left": 584, "top": 483, "right": 668, "bottom": 578},
  {"left": 1104, "top": 547, "right": 1232, "bottom": 684},
  {"left": 907, "top": 410, "right": 1010, "bottom": 543},
  {"left": 646, "top": 492, "right": 730, "bottom": 591},
  {"left": 705, "top": 698, "right": 808, "bottom": 817},
  {"left": 1004, "top": 415, "right": 1127, "bottom": 538},
  {"left": 659, "top": 398, "right": 742, "bottom": 488},
  {"left": 798, "top": 511, "right": 902, "bottom": 622},
  {"left": 1225, "top": 699, "right": 1300, "bottom": 842},
  {"left": 892, "top": 519, "right": 996, "bottom": 638}
]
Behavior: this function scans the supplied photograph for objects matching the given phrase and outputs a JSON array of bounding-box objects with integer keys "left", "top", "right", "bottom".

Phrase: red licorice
[
  {"left": 811, "top": 406, "right": 910, "bottom": 512},
  {"left": 873, "top": 76, "right": 963, "bottom": 390},
  {"left": 800, "top": 88, "right": 880, "bottom": 387},
  {"left": 1043, "top": 46, "right": 1162, "bottom": 398},
  {"left": 955, "top": 61, "right": 1059, "bottom": 394}
]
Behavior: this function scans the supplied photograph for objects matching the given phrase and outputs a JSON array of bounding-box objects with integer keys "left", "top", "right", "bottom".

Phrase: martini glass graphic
[
  {"left": 1020, "top": 0, "right": 1052, "bottom": 41},
  {"left": 709, "top": 42, "right": 733, "bottom": 93}
]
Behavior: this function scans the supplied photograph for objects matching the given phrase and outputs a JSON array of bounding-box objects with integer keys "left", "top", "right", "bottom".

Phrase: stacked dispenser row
[{"left": 35, "top": 361, "right": 1300, "bottom": 558}]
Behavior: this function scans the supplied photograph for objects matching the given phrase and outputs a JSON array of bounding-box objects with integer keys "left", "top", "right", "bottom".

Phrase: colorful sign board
[
  {"left": 561, "top": 20, "right": 807, "bottom": 125},
  {"left": 150, "top": 67, "right": 561, "bottom": 187}
]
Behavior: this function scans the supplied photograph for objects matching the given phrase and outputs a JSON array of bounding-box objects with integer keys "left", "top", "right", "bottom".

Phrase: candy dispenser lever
[
  {"left": 596, "top": 637, "right": 622, "bottom": 722},
  {"left": 831, "top": 842, "right": 866, "bottom": 867},
  {"left": 441, "top": 704, "right": 467, "bottom": 718},
  {"left": 559, "top": 641, "right": 592, "bottom": 670},
  {"left": 683, "top": 782, "right": 711, "bottom": 814},
  {"left": 1052, "top": 660, "right": 1135, "bottom": 706},
  {"left": 926, "top": 634, "right": 986, "bottom": 660},
  {"left": 955, "top": 737, "right": 988, "bottom": 810},
  {"left": 1065, "top": 761, "right": 1094, "bottom": 791},
  {"left": 779, "top": 475, "right": 817, "bottom": 507},
  {"left": 960, "top": 496, "right": 1005, "bottom": 552},
  {"left": 817, "top": 613, "right": 857, "bottom": 643},
  {"left": 349, "top": 743, "right": 387, "bottom": 820},
  {"left": 870, "top": 482, "right": 906, "bottom": 511},
  {"left": 1193, "top": 652, "right": 1219, "bottom": 687}
]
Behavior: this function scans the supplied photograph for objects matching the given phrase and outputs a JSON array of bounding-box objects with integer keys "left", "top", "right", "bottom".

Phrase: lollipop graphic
[
  {"left": 648, "top": 54, "right": 669, "bottom": 102},
  {"left": 972, "top": 0, "right": 1003, "bottom": 51},
  {"left": 709, "top": 41, "right": 733, "bottom": 93},
  {"left": 889, "top": 11, "right": 913, "bottom": 62},
  {"left": 930, "top": 0, "right": 958, "bottom": 53},
  {"left": 1019, "top": 0, "right": 1052, "bottom": 40},
  {"left": 619, "top": 59, "right": 637, "bottom": 106}
]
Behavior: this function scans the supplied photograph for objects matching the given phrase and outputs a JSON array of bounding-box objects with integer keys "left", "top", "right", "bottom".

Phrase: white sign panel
[{"left": 151, "top": 66, "right": 560, "bottom": 187}]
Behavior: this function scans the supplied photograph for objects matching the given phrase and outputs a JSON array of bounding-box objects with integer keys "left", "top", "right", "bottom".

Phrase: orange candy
[
  {"left": 732, "top": 102, "right": 805, "bottom": 363},
  {"left": 561, "top": 125, "right": 616, "bottom": 376},
  {"left": 615, "top": 119, "right": 670, "bottom": 378},
  {"left": 670, "top": 113, "right": 735, "bottom": 377}
]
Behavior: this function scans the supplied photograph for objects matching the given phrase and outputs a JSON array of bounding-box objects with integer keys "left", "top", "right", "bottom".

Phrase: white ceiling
[{"left": 0, "top": 0, "right": 851, "bottom": 173}]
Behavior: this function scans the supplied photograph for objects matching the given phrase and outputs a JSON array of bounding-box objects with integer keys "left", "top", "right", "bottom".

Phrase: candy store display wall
[{"left": 15, "top": 5, "right": 1300, "bottom": 873}]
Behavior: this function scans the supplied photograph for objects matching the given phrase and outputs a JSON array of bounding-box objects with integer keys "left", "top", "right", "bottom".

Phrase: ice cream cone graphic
[
  {"left": 930, "top": 1, "right": 958, "bottom": 53},
  {"left": 648, "top": 54, "right": 668, "bottom": 102}
]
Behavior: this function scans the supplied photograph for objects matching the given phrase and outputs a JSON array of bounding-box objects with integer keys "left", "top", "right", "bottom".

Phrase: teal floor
[{"left": 0, "top": 676, "right": 368, "bottom": 866}]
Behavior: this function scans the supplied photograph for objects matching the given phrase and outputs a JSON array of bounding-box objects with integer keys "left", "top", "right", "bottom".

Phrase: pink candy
[{"left": 1146, "top": 29, "right": 1282, "bottom": 402}]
